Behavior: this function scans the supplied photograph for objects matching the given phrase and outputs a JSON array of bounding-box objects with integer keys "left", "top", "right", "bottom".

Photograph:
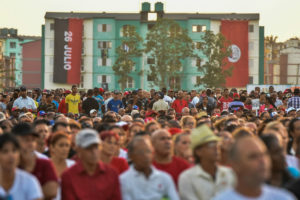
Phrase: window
[
  {"left": 80, "top": 75, "right": 84, "bottom": 88},
  {"left": 50, "top": 40, "right": 54, "bottom": 49},
  {"left": 98, "top": 58, "right": 111, "bottom": 66},
  {"left": 10, "top": 42, "right": 16, "bottom": 48},
  {"left": 147, "top": 58, "right": 155, "bottom": 64},
  {"left": 147, "top": 75, "right": 154, "bottom": 81},
  {"left": 98, "top": 41, "right": 112, "bottom": 49},
  {"left": 81, "top": 58, "right": 84, "bottom": 71},
  {"left": 148, "top": 24, "right": 155, "bottom": 30},
  {"left": 194, "top": 42, "right": 201, "bottom": 49},
  {"left": 50, "top": 23, "right": 54, "bottom": 31},
  {"left": 10, "top": 53, "right": 16, "bottom": 58},
  {"left": 101, "top": 49, "right": 109, "bottom": 58},
  {"left": 125, "top": 77, "right": 134, "bottom": 88},
  {"left": 249, "top": 25, "right": 254, "bottom": 33},
  {"left": 192, "top": 25, "right": 206, "bottom": 32},
  {"left": 98, "top": 24, "right": 112, "bottom": 32},
  {"left": 249, "top": 76, "right": 253, "bottom": 84},
  {"left": 148, "top": 13, "right": 157, "bottom": 21},
  {"left": 97, "top": 75, "right": 111, "bottom": 83}
]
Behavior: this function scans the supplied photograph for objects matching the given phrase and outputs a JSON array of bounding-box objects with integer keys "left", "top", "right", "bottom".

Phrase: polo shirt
[
  {"left": 120, "top": 166, "right": 179, "bottom": 200},
  {"left": 61, "top": 161, "right": 121, "bottom": 200},
  {"left": 171, "top": 99, "right": 188, "bottom": 114},
  {"left": 31, "top": 158, "right": 58, "bottom": 186},
  {"left": 153, "top": 156, "right": 191, "bottom": 187}
]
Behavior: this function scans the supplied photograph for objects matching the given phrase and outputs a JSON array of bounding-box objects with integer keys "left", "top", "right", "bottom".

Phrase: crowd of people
[{"left": 1, "top": 84, "right": 300, "bottom": 199}]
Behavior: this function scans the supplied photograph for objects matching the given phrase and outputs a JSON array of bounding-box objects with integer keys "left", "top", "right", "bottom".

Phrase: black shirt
[{"left": 82, "top": 97, "right": 99, "bottom": 115}]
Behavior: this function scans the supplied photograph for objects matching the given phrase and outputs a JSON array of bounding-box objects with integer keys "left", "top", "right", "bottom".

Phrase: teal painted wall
[
  {"left": 91, "top": 18, "right": 213, "bottom": 91},
  {"left": 4, "top": 38, "right": 33, "bottom": 86}
]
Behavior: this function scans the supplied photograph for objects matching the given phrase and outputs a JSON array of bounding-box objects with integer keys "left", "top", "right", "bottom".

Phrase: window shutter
[
  {"left": 192, "top": 76, "right": 196, "bottom": 84},
  {"left": 107, "top": 76, "right": 111, "bottom": 83},
  {"left": 98, "top": 58, "right": 102, "bottom": 66},
  {"left": 107, "top": 24, "right": 112, "bottom": 32},
  {"left": 97, "top": 76, "right": 102, "bottom": 83},
  {"left": 98, "top": 24, "right": 102, "bottom": 32}
]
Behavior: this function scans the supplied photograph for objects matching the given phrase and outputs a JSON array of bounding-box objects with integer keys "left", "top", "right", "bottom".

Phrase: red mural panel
[{"left": 221, "top": 20, "right": 249, "bottom": 87}]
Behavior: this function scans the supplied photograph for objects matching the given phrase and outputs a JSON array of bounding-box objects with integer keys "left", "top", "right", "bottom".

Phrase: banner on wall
[
  {"left": 53, "top": 18, "right": 83, "bottom": 84},
  {"left": 221, "top": 20, "right": 249, "bottom": 87}
]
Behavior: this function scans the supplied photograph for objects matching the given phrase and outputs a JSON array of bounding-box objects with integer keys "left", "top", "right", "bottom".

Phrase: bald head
[
  {"left": 229, "top": 136, "right": 271, "bottom": 186},
  {"left": 151, "top": 129, "right": 172, "bottom": 156}
]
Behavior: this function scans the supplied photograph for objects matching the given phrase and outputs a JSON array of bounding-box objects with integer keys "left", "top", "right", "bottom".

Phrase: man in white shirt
[
  {"left": 13, "top": 86, "right": 37, "bottom": 113},
  {"left": 214, "top": 136, "right": 295, "bottom": 200},
  {"left": 120, "top": 136, "right": 179, "bottom": 200},
  {"left": 179, "top": 125, "right": 235, "bottom": 200},
  {"left": 190, "top": 90, "right": 200, "bottom": 108}
]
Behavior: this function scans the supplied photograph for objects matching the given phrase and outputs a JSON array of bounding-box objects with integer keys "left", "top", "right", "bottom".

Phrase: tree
[
  {"left": 113, "top": 25, "right": 143, "bottom": 91},
  {"left": 265, "top": 35, "right": 278, "bottom": 60},
  {"left": 195, "top": 30, "right": 233, "bottom": 88},
  {"left": 145, "top": 18, "right": 196, "bottom": 89}
]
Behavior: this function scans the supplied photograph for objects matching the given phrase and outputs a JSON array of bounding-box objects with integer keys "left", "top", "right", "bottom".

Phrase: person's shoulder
[
  {"left": 263, "top": 185, "right": 295, "bottom": 199},
  {"left": 213, "top": 188, "right": 236, "bottom": 200},
  {"left": 62, "top": 162, "right": 80, "bottom": 177},
  {"left": 178, "top": 164, "right": 198, "bottom": 178},
  {"left": 173, "top": 156, "right": 191, "bottom": 168},
  {"left": 16, "top": 168, "right": 37, "bottom": 180}
]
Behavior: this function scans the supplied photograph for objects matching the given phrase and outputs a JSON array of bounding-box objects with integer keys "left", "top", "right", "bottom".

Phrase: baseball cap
[
  {"left": 190, "top": 125, "right": 220, "bottom": 150},
  {"left": 233, "top": 93, "right": 240, "bottom": 99},
  {"left": 99, "top": 88, "right": 104, "bottom": 93},
  {"left": 286, "top": 107, "right": 296, "bottom": 114},
  {"left": 38, "top": 111, "right": 47, "bottom": 117},
  {"left": 11, "top": 123, "right": 39, "bottom": 137},
  {"left": 18, "top": 113, "right": 29, "bottom": 119},
  {"left": 76, "top": 129, "right": 100, "bottom": 148},
  {"left": 64, "top": 90, "right": 71, "bottom": 94},
  {"left": 90, "top": 109, "right": 97, "bottom": 114}
]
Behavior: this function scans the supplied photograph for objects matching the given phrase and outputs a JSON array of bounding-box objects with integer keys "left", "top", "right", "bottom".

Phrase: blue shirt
[
  {"left": 52, "top": 100, "right": 59, "bottom": 109},
  {"left": 13, "top": 96, "right": 37, "bottom": 110},
  {"left": 228, "top": 100, "right": 244, "bottom": 112},
  {"left": 107, "top": 99, "right": 124, "bottom": 113}
]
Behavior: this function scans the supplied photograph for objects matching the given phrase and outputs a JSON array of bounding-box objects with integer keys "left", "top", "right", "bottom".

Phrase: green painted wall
[{"left": 4, "top": 38, "right": 33, "bottom": 86}]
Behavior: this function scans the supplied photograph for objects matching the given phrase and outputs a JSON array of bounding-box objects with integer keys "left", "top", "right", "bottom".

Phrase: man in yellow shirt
[{"left": 65, "top": 85, "right": 81, "bottom": 114}]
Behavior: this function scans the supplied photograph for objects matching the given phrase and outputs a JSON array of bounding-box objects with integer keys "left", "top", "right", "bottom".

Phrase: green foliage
[
  {"left": 145, "top": 18, "right": 196, "bottom": 89},
  {"left": 196, "top": 30, "right": 233, "bottom": 88},
  {"left": 113, "top": 25, "right": 143, "bottom": 91}
]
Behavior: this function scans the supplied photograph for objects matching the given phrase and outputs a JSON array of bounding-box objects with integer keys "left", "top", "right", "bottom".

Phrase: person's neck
[
  {"left": 235, "top": 179, "right": 262, "bottom": 198},
  {"left": 154, "top": 153, "right": 172, "bottom": 164},
  {"left": 200, "top": 161, "right": 217, "bottom": 178},
  {"left": 82, "top": 162, "right": 98, "bottom": 176},
  {"left": 51, "top": 155, "right": 66, "bottom": 165},
  {"left": 20, "top": 152, "right": 36, "bottom": 172},
  {"left": 134, "top": 165, "right": 152, "bottom": 178},
  {"left": 100, "top": 151, "right": 113, "bottom": 164},
  {"left": 72, "top": 92, "right": 76, "bottom": 96},
  {"left": 1, "top": 168, "right": 15, "bottom": 191}
]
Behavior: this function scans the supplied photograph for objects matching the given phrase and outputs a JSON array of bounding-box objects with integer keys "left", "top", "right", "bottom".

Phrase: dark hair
[
  {"left": 260, "top": 134, "right": 279, "bottom": 150},
  {"left": 0, "top": 133, "right": 20, "bottom": 150},
  {"left": 95, "top": 123, "right": 111, "bottom": 133},
  {"left": 33, "top": 119, "right": 50, "bottom": 127},
  {"left": 46, "top": 94, "right": 52, "bottom": 98},
  {"left": 12, "top": 122, "right": 35, "bottom": 136},
  {"left": 87, "top": 89, "right": 93, "bottom": 96},
  {"left": 52, "top": 122, "right": 68, "bottom": 133}
]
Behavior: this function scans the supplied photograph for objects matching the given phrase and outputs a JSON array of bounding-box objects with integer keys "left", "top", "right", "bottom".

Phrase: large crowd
[{"left": 1, "top": 84, "right": 300, "bottom": 199}]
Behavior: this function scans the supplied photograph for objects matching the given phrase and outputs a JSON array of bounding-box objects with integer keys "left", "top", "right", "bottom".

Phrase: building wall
[
  {"left": 22, "top": 40, "right": 41, "bottom": 88},
  {"left": 44, "top": 15, "right": 261, "bottom": 90}
]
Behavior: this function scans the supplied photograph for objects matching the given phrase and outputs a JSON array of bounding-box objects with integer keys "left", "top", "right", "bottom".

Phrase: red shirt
[
  {"left": 58, "top": 98, "right": 67, "bottom": 114},
  {"left": 152, "top": 156, "right": 190, "bottom": 186},
  {"left": 61, "top": 161, "right": 121, "bottom": 200},
  {"left": 31, "top": 158, "right": 58, "bottom": 186},
  {"left": 110, "top": 157, "right": 129, "bottom": 175},
  {"left": 218, "top": 96, "right": 233, "bottom": 112},
  {"left": 171, "top": 99, "right": 188, "bottom": 114}
]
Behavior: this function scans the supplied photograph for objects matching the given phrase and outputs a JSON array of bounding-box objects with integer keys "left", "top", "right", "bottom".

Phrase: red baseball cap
[
  {"left": 99, "top": 88, "right": 104, "bottom": 93},
  {"left": 233, "top": 93, "right": 240, "bottom": 99}
]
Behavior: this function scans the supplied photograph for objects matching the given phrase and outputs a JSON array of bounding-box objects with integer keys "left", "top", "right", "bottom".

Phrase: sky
[{"left": 1, "top": 0, "right": 299, "bottom": 42}]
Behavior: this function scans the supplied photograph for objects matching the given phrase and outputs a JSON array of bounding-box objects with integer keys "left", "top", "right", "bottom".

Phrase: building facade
[
  {"left": 43, "top": 2, "right": 264, "bottom": 90},
  {"left": 22, "top": 39, "right": 42, "bottom": 88},
  {"left": 0, "top": 28, "right": 40, "bottom": 87}
]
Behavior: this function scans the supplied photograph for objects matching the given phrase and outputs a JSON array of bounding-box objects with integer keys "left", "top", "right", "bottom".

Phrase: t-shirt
[
  {"left": 152, "top": 156, "right": 191, "bottom": 187},
  {"left": 107, "top": 99, "right": 124, "bottom": 113},
  {"left": 218, "top": 96, "right": 233, "bottom": 112},
  {"left": 110, "top": 157, "right": 129, "bottom": 175},
  {"left": 31, "top": 158, "right": 58, "bottom": 186},
  {"left": 213, "top": 185, "right": 295, "bottom": 200},
  {"left": 65, "top": 94, "right": 81, "bottom": 114},
  {"left": 0, "top": 169, "right": 43, "bottom": 200}
]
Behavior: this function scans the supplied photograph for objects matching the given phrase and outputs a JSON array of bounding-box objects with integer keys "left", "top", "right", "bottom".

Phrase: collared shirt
[
  {"left": 178, "top": 164, "right": 235, "bottom": 200},
  {"left": 153, "top": 99, "right": 169, "bottom": 111},
  {"left": 288, "top": 96, "right": 300, "bottom": 109},
  {"left": 164, "top": 95, "right": 175, "bottom": 104},
  {"left": 61, "top": 161, "right": 121, "bottom": 200},
  {"left": 13, "top": 96, "right": 37, "bottom": 110},
  {"left": 120, "top": 166, "right": 179, "bottom": 200}
]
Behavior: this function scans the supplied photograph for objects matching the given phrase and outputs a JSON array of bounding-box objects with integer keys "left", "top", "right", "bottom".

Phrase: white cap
[
  {"left": 90, "top": 109, "right": 97, "bottom": 114},
  {"left": 76, "top": 129, "right": 100, "bottom": 148}
]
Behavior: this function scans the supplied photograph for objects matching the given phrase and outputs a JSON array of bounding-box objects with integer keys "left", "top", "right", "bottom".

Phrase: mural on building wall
[{"left": 53, "top": 18, "right": 83, "bottom": 84}]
